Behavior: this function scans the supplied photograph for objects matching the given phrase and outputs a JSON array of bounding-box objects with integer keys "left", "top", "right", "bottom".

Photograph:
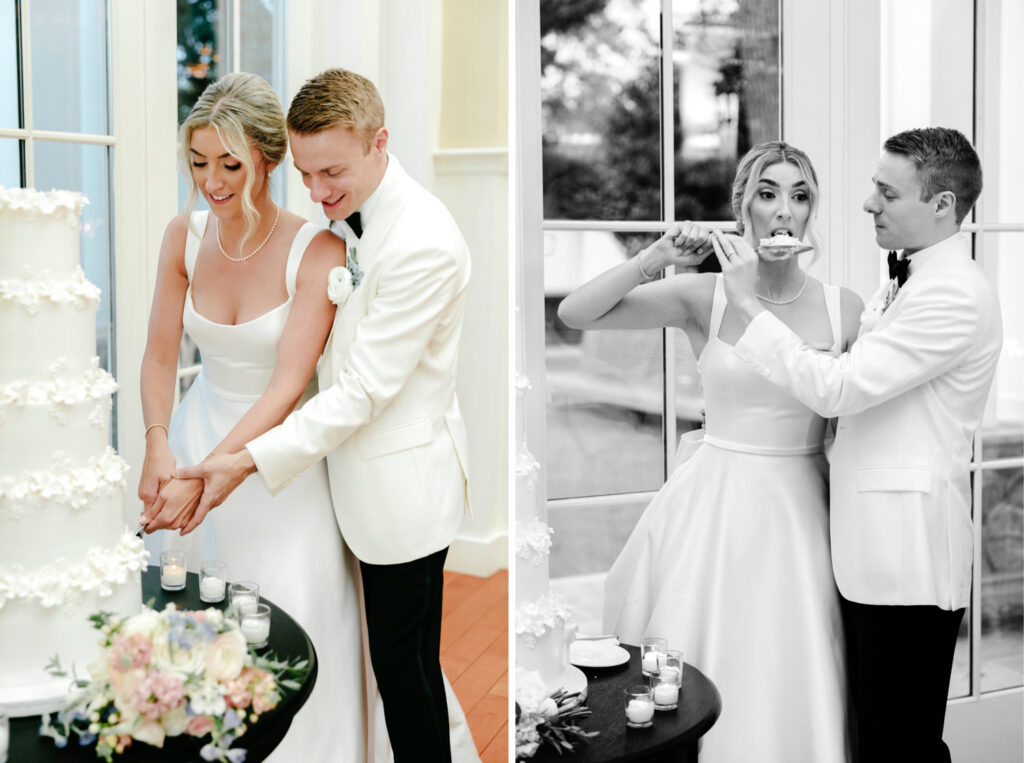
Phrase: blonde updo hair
[
  {"left": 730, "top": 141, "right": 823, "bottom": 264},
  {"left": 178, "top": 72, "right": 287, "bottom": 247}
]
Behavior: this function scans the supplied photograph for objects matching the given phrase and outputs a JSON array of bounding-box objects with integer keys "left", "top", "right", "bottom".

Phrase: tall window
[
  {"left": 175, "top": 0, "right": 287, "bottom": 399},
  {"left": 0, "top": 0, "right": 116, "bottom": 429},
  {"left": 539, "top": 0, "right": 781, "bottom": 630}
]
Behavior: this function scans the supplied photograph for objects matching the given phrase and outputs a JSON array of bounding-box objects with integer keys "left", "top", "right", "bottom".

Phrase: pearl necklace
[
  {"left": 217, "top": 204, "right": 280, "bottom": 262},
  {"left": 756, "top": 272, "right": 808, "bottom": 305}
]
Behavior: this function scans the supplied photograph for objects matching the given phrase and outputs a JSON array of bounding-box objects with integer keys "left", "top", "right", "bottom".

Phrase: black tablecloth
[
  {"left": 533, "top": 645, "right": 721, "bottom": 763},
  {"left": 8, "top": 566, "right": 318, "bottom": 762}
]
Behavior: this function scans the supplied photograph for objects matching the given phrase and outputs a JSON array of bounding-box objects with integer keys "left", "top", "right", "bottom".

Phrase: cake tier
[
  {"left": 0, "top": 187, "right": 85, "bottom": 279},
  {"left": 0, "top": 535, "right": 144, "bottom": 717},
  {"left": 0, "top": 365, "right": 115, "bottom": 473},
  {"left": 516, "top": 591, "right": 573, "bottom": 688},
  {"left": 516, "top": 519, "right": 552, "bottom": 607},
  {"left": 0, "top": 273, "right": 99, "bottom": 384},
  {"left": 0, "top": 449, "right": 130, "bottom": 567}
]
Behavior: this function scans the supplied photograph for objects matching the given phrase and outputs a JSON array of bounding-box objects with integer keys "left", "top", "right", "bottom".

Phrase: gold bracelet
[{"left": 144, "top": 423, "right": 169, "bottom": 439}]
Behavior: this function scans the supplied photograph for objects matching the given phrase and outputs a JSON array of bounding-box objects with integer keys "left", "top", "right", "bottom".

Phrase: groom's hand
[
  {"left": 141, "top": 477, "right": 204, "bottom": 533},
  {"left": 174, "top": 450, "right": 257, "bottom": 535},
  {"left": 711, "top": 230, "right": 764, "bottom": 325}
]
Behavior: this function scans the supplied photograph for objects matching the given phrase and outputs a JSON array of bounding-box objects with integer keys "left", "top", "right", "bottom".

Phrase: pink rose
[{"left": 186, "top": 715, "right": 215, "bottom": 737}]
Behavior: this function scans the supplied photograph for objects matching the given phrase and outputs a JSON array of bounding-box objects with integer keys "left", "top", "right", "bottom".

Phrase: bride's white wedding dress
[
  {"left": 146, "top": 212, "right": 480, "bottom": 762},
  {"left": 604, "top": 275, "right": 849, "bottom": 763}
]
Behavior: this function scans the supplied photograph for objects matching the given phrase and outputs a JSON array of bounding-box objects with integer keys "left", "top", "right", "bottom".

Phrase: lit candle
[
  {"left": 641, "top": 651, "right": 663, "bottom": 673},
  {"left": 233, "top": 594, "right": 258, "bottom": 613},
  {"left": 626, "top": 698, "right": 655, "bottom": 724},
  {"left": 659, "top": 665, "right": 680, "bottom": 683},
  {"left": 161, "top": 563, "right": 186, "bottom": 588},
  {"left": 241, "top": 619, "right": 270, "bottom": 645},
  {"left": 200, "top": 576, "right": 225, "bottom": 602},
  {"left": 654, "top": 683, "right": 679, "bottom": 706}
]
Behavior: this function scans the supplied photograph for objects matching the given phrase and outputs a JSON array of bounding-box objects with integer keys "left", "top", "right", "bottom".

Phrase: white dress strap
[
  {"left": 284, "top": 222, "right": 321, "bottom": 298},
  {"left": 184, "top": 211, "right": 210, "bottom": 284},
  {"left": 708, "top": 274, "right": 727, "bottom": 339},
  {"left": 823, "top": 283, "right": 842, "bottom": 349}
]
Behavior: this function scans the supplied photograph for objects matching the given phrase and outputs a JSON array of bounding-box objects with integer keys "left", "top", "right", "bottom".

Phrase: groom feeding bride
[{"left": 143, "top": 68, "right": 472, "bottom": 762}]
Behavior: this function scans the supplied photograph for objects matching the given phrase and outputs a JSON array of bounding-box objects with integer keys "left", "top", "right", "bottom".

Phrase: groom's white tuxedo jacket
[
  {"left": 247, "top": 155, "right": 471, "bottom": 565},
  {"left": 734, "top": 233, "right": 1001, "bottom": 610}
]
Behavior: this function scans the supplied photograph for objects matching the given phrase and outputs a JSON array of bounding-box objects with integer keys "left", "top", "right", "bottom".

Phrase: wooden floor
[{"left": 441, "top": 568, "right": 509, "bottom": 762}]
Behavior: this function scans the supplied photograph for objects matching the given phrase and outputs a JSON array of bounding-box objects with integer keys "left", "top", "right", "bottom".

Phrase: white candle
[
  {"left": 659, "top": 665, "right": 680, "bottom": 683},
  {"left": 654, "top": 683, "right": 679, "bottom": 706},
  {"left": 200, "top": 576, "right": 225, "bottom": 602},
  {"left": 233, "top": 593, "right": 258, "bottom": 612},
  {"left": 626, "top": 698, "right": 655, "bottom": 724},
  {"left": 641, "top": 651, "right": 663, "bottom": 673},
  {"left": 241, "top": 619, "right": 270, "bottom": 645},
  {"left": 161, "top": 563, "right": 186, "bottom": 588}
]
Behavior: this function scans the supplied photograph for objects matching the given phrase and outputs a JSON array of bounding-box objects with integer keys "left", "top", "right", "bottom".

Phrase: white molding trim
[
  {"left": 445, "top": 529, "right": 509, "bottom": 577},
  {"left": 433, "top": 147, "right": 509, "bottom": 176}
]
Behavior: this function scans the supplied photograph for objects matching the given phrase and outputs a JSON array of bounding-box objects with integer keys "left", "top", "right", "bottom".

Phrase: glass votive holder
[
  {"left": 624, "top": 685, "right": 655, "bottom": 729},
  {"left": 653, "top": 649, "right": 683, "bottom": 711},
  {"left": 0, "top": 704, "right": 9, "bottom": 763},
  {"left": 199, "top": 561, "right": 227, "bottom": 603},
  {"left": 239, "top": 603, "right": 271, "bottom": 649},
  {"left": 228, "top": 581, "right": 259, "bottom": 614},
  {"left": 159, "top": 550, "right": 188, "bottom": 591},
  {"left": 640, "top": 637, "right": 668, "bottom": 677}
]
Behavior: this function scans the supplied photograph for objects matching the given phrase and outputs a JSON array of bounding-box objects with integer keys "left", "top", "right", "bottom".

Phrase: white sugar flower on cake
[{"left": 516, "top": 521, "right": 554, "bottom": 566}]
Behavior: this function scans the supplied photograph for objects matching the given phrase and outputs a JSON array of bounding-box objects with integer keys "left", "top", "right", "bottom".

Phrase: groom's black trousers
[
  {"left": 841, "top": 597, "right": 964, "bottom": 763},
  {"left": 360, "top": 547, "right": 451, "bottom": 762}
]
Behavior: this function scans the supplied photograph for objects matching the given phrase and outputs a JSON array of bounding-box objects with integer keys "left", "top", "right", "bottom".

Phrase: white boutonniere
[
  {"left": 327, "top": 267, "right": 353, "bottom": 306},
  {"left": 859, "top": 298, "right": 884, "bottom": 334},
  {"left": 327, "top": 247, "right": 365, "bottom": 307}
]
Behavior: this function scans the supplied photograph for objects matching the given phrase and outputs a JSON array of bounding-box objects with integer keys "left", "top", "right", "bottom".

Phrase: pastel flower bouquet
[{"left": 39, "top": 604, "right": 310, "bottom": 762}]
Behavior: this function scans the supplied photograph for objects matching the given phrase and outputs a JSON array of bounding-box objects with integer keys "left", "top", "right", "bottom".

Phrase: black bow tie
[
  {"left": 887, "top": 250, "right": 911, "bottom": 286},
  {"left": 345, "top": 211, "right": 362, "bottom": 239}
]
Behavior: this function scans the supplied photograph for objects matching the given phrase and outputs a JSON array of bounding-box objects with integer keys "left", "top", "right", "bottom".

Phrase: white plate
[{"left": 569, "top": 640, "right": 630, "bottom": 668}]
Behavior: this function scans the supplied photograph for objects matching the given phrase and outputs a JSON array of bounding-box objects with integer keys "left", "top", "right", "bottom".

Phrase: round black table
[
  {"left": 533, "top": 645, "right": 721, "bottom": 763},
  {"left": 8, "top": 566, "right": 318, "bottom": 762}
]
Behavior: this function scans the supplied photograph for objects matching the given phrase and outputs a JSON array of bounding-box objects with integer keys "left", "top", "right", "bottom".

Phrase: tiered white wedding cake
[
  {"left": 0, "top": 187, "right": 147, "bottom": 716},
  {"left": 514, "top": 373, "right": 584, "bottom": 696}
]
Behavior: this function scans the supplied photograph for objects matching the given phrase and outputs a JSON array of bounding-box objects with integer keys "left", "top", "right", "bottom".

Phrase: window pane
[
  {"left": 980, "top": 466, "right": 1023, "bottom": 693},
  {"left": 540, "top": 0, "right": 663, "bottom": 221},
  {"left": 178, "top": 0, "right": 222, "bottom": 125},
  {"left": 0, "top": 139, "right": 22, "bottom": 186},
  {"left": 32, "top": 140, "right": 112, "bottom": 371},
  {"left": 672, "top": 0, "right": 780, "bottom": 221},
  {"left": 0, "top": 2, "right": 18, "bottom": 129},
  {"left": 980, "top": 0, "right": 1024, "bottom": 225},
  {"left": 880, "top": 0, "right": 973, "bottom": 140},
  {"left": 30, "top": 0, "right": 109, "bottom": 135},
  {"left": 545, "top": 230, "right": 665, "bottom": 498},
  {"left": 980, "top": 233, "right": 1023, "bottom": 462}
]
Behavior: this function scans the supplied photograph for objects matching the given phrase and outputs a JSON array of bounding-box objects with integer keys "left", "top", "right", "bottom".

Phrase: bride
[
  {"left": 559, "top": 141, "right": 861, "bottom": 762},
  {"left": 139, "top": 72, "right": 476, "bottom": 762}
]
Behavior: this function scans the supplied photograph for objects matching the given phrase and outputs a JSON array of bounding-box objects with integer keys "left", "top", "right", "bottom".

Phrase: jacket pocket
[
  {"left": 855, "top": 467, "right": 932, "bottom": 493},
  {"left": 357, "top": 419, "right": 434, "bottom": 460}
]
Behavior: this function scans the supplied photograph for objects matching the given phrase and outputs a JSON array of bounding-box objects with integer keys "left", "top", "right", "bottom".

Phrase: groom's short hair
[
  {"left": 287, "top": 68, "right": 385, "bottom": 151},
  {"left": 883, "top": 128, "right": 982, "bottom": 224}
]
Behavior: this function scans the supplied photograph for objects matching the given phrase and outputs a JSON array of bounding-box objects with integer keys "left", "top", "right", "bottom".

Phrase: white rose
[
  {"left": 539, "top": 697, "right": 559, "bottom": 717},
  {"left": 121, "top": 610, "right": 161, "bottom": 638},
  {"left": 151, "top": 639, "right": 205, "bottom": 680},
  {"left": 326, "top": 266, "right": 353, "bottom": 306},
  {"left": 204, "top": 630, "right": 247, "bottom": 682},
  {"left": 515, "top": 667, "right": 549, "bottom": 712},
  {"left": 161, "top": 704, "right": 189, "bottom": 737},
  {"left": 131, "top": 719, "right": 166, "bottom": 748}
]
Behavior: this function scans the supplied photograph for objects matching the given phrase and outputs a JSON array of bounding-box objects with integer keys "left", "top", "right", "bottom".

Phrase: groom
[
  {"left": 712, "top": 127, "right": 1002, "bottom": 762},
  {"left": 172, "top": 68, "right": 470, "bottom": 761}
]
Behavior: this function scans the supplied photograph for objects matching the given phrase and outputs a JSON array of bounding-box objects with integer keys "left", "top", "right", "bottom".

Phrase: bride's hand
[
  {"left": 138, "top": 437, "right": 177, "bottom": 519},
  {"left": 640, "top": 221, "right": 715, "bottom": 274},
  {"left": 141, "top": 477, "right": 204, "bottom": 534}
]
